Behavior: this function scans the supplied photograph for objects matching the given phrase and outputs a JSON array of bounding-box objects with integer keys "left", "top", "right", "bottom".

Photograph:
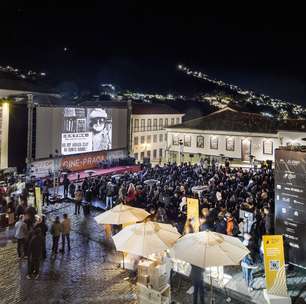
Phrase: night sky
[{"left": 1, "top": 3, "right": 306, "bottom": 104}]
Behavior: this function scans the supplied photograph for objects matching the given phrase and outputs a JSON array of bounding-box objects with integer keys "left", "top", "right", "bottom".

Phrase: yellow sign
[
  {"left": 35, "top": 187, "right": 42, "bottom": 215},
  {"left": 263, "top": 235, "right": 288, "bottom": 297},
  {"left": 186, "top": 197, "right": 199, "bottom": 232}
]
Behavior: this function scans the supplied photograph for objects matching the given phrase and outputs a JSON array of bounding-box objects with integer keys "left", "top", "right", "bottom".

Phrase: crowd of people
[
  {"left": 3, "top": 159, "right": 275, "bottom": 290},
  {"left": 14, "top": 211, "right": 71, "bottom": 280},
  {"left": 59, "top": 159, "right": 274, "bottom": 292}
]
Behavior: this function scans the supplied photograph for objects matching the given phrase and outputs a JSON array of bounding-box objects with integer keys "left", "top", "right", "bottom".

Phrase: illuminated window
[
  {"left": 147, "top": 150, "right": 151, "bottom": 158},
  {"left": 210, "top": 136, "right": 218, "bottom": 150},
  {"left": 172, "top": 135, "right": 179, "bottom": 145},
  {"left": 165, "top": 118, "right": 168, "bottom": 127},
  {"left": 134, "top": 137, "right": 138, "bottom": 145},
  {"left": 226, "top": 138, "right": 235, "bottom": 151},
  {"left": 159, "top": 149, "right": 163, "bottom": 158},
  {"left": 184, "top": 135, "right": 191, "bottom": 147},
  {"left": 263, "top": 140, "right": 273, "bottom": 155},
  {"left": 147, "top": 119, "right": 152, "bottom": 131},
  {"left": 159, "top": 118, "right": 163, "bottom": 129},
  {"left": 134, "top": 119, "right": 139, "bottom": 132},
  {"left": 171, "top": 118, "right": 175, "bottom": 125},
  {"left": 141, "top": 119, "right": 145, "bottom": 131},
  {"left": 176, "top": 117, "right": 180, "bottom": 124},
  {"left": 140, "top": 152, "right": 144, "bottom": 160},
  {"left": 134, "top": 153, "right": 138, "bottom": 160},
  {"left": 196, "top": 136, "right": 204, "bottom": 148},
  {"left": 153, "top": 149, "right": 157, "bottom": 159},
  {"left": 153, "top": 119, "right": 158, "bottom": 130}
]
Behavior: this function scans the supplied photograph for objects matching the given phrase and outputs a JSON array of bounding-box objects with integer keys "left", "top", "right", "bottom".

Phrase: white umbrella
[
  {"left": 94, "top": 203, "right": 150, "bottom": 225},
  {"left": 112, "top": 221, "right": 181, "bottom": 257},
  {"left": 172, "top": 231, "right": 249, "bottom": 268}
]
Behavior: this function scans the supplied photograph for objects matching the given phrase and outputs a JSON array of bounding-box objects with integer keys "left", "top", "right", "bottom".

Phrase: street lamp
[{"left": 179, "top": 139, "right": 184, "bottom": 164}]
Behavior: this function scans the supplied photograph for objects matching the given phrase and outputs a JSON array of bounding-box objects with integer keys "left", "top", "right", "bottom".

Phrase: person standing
[
  {"left": 60, "top": 214, "right": 71, "bottom": 253},
  {"left": 15, "top": 215, "right": 28, "bottom": 258},
  {"left": 69, "top": 181, "right": 76, "bottom": 199},
  {"left": 26, "top": 228, "right": 43, "bottom": 280},
  {"left": 35, "top": 215, "right": 48, "bottom": 259},
  {"left": 106, "top": 181, "right": 114, "bottom": 209},
  {"left": 75, "top": 186, "right": 83, "bottom": 215},
  {"left": 50, "top": 216, "right": 61, "bottom": 256},
  {"left": 63, "top": 176, "right": 70, "bottom": 199},
  {"left": 190, "top": 264, "right": 205, "bottom": 304}
]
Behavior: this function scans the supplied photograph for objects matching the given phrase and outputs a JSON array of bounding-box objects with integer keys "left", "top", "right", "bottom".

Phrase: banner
[
  {"left": 186, "top": 197, "right": 200, "bottom": 232},
  {"left": 61, "top": 150, "right": 107, "bottom": 172},
  {"left": 275, "top": 148, "right": 306, "bottom": 268},
  {"left": 30, "top": 159, "right": 55, "bottom": 178},
  {"left": 263, "top": 235, "right": 288, "bottom": 297},
  {"left": 35, "top": 187, "right": 43, "bottom": 216}
]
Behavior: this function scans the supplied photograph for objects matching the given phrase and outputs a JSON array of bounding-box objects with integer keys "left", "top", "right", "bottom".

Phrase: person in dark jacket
[
  {"left": 50, "top": 216, "right": 62, "bottom": 255},
  {"left": 35, "top": 215, "right": 48, "bottom": 259},
  {"left": 190, "top": 264, "right": 205, "bottom": 304},
  {"left": 63, "top": 176, "right": 70, "bottom": 198},
  {"left": 26, "top": 228, "right": 43, "bottom": 280}
]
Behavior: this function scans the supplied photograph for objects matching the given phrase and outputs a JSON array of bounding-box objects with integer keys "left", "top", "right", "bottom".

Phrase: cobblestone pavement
[{"left": 0, "top": 203, "right": 244, "bottom": 304}]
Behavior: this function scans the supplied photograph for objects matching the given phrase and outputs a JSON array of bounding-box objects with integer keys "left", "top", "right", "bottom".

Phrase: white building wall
[
  {"left": 131, "top": 113, "right": 184, "bottom": 163},
  {"left": 166, "top": 129, "right": 306, "bottom": 162}
]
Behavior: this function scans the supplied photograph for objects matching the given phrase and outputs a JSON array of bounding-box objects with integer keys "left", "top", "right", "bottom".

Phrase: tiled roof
[
  {"left": 168, "top": 107, "right": 306, "bottom": 133},
  {"left": 132, "top": 103, "right": 182, "bottom": 115}
]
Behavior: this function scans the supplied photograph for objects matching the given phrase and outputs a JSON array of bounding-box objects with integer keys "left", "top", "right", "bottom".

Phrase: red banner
[{"left": 61, "top": 151, "right": 107, "bottom": 172}]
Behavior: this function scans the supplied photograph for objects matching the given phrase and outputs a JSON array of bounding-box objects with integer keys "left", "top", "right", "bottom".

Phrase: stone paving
[{"left": 0, "top": 203, "right": 245, "bottom": 304}]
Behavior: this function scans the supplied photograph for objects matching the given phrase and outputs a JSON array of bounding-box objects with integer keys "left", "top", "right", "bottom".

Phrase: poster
[
  {"left": 263, "top": 235, "right": 288, "bottom": 297},
  {"left": 30, "top": 159, "right": 55, "bottom": 178},
  {"left": 35, "top": 187, "right": 42, "bottom": 216},
  {"left": 186, "top": 197, "right": 200, "bottom": 232},
  {"left": 61, "top": 107, "right": 112, "bottom": 155},
  {"left": 275, "top": 149, "right": 306, "bottom": 268}
]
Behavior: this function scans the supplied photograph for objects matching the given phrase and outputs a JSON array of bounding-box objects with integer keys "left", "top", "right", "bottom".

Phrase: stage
[{"left": 62, "top": 165, "right": 141, "bottom": 182}]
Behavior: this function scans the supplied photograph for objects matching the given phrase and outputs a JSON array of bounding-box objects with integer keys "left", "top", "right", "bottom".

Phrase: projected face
[{"left": 89, "top": 109, "right": 107, "bottom": 133}]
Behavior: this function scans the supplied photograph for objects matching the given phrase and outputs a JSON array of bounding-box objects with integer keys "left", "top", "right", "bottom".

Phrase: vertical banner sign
[
  {"left": 186, "top": 197, "right": 200, "bottom": 232},
  {"left": 35, "top": 187, "right": 42, "bottom": 216},
  {"left": 263, "top": 235, "right": 288, "bottom": 297}
]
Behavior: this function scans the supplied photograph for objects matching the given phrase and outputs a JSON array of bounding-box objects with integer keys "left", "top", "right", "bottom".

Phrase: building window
[
  {"left": 141, "top": 119, "right": 145, "bottom": 131},
  {"left": 134, "top": 119, "right": 139, "bottom": 132},
  {"left": 184, "top": 135, "right": 191, "bottom": 147},
  {"left": 147, "top": 119, "right": 152, "bottom": 131},
  {"left": 153, "top": 149, "right": 157, "bottom": 159},
  {"left": 140, "top": 152, "right": 144, "bottom": 160},
  {"left": 263, "top": 140, "right": 273, "bottom": 155},
  {"left": 134, "top": 137, "right": 138, "bottom": 145},
  {"left": 141, "top": 136, "right": 145, "bottom": 144},
  {"left": 159, "top": 148, "right": 163, "bottom": 158},
  {"left": 164, "top": 133, "right": 167, "bottom": 142},
  {"left": 196, "top": 136, "right": 204, "bottom": 148},
  {"left": 176, "top": 117, "right": 180, "bottom": 124},
  {"left": 147, "top": 135, "right": 151, "bottom": 143},
  {"left": 226, "top": 137, "right": 235, "bottom": 151},
  {"left": 165, "top": 118, "right": 168, "bottom": 127},
  {"left": 147, "top": 150, "right": 151, "bottom": 158},
  {"left": 159, "top": 118, "right": 163, "bottom": 130},
  {"left": 172, "top": 135, "right": 179, "bottom": 145},
  {"left": 153, "top": 119, "right": 158, "bottom": 130},
  {"left": 134, "top": 153, "right": 138, "bottom": 160},
  {"left": 171, "top": 118, "right": 175, "bottom": 125},
  {"left": 159, "top": 134, "right": 163, "bottom": 142},
  {"left": 210, "top": 136, "right": 218, "bottom": 150},
  {"left": 153, "top": 134, "right": 157, "bottom": 143}
]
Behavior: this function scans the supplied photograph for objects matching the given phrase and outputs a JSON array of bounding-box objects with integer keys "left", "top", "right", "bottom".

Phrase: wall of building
[
  {"left": 166, "top": 129, "right": 306, "bottom": 163},
  {"left": 131, "top": 113, "right": 184, "bottom": 163}
]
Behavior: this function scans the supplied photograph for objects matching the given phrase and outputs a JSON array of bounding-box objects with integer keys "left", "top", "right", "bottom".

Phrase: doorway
[{"left": 241, "top": 139, "right": 251, "bottom": 161}]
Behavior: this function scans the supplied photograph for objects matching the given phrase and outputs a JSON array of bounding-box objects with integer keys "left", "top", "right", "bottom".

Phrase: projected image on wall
[{"left": 61, "top": 107, "right": 112, "bottom": 155}]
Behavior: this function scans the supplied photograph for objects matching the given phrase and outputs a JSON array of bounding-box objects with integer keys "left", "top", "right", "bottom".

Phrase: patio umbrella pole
[{"left": 122, "top": 251, "right": 125, "bottom": 269}]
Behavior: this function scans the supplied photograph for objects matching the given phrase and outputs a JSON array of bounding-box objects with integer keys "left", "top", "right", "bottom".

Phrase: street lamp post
[{"left": 179, "top": 139, "right": 184, "bottom": 164}]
